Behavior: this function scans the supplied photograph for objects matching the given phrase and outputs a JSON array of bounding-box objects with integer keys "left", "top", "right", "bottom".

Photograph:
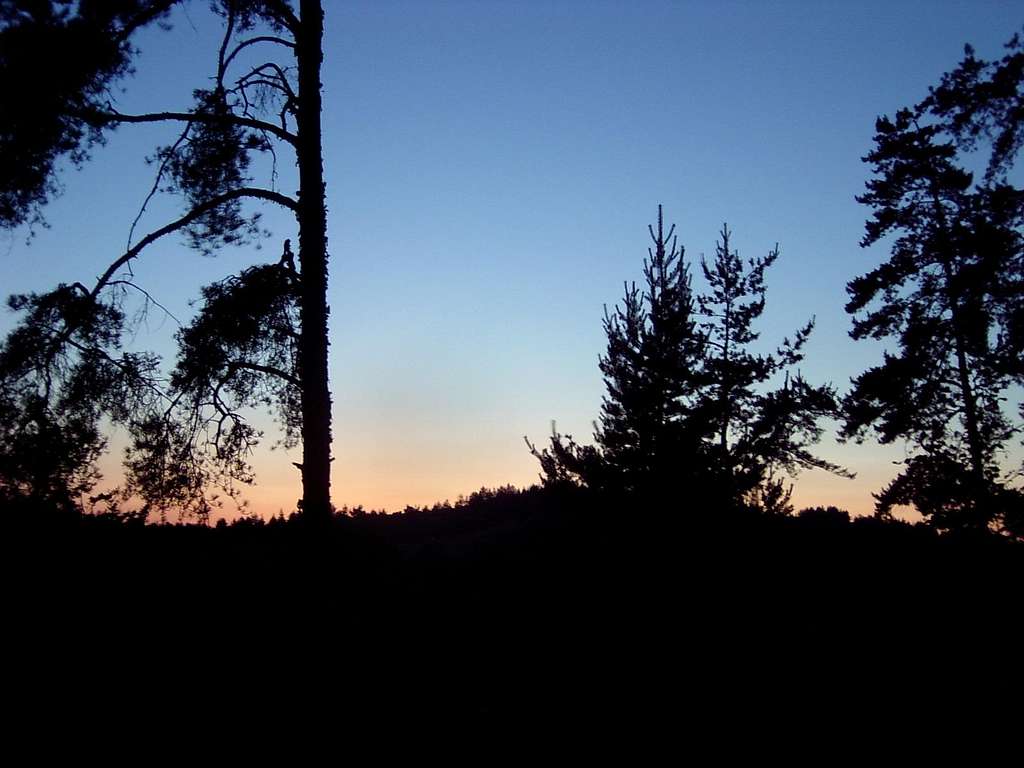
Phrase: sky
[{"left": 2, "top": 0, "right": 1022, "bottom": 520}]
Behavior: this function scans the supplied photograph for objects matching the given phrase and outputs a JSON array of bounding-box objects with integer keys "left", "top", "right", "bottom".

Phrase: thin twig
[
  {"left": 223, "top": 35, "right": 296, "bottom": 74},
  {"left": 105, "top": 280, "right": 182, "bottom": 326},
  {"left": 127, "top": 123, "right": 192, "bottom": 251}
]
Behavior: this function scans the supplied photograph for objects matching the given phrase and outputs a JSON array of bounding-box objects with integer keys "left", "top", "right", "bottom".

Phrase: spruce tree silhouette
[
  {"left": 843, "top": 32, "right": 1024, "bottom": 538},
  {"left": 528, "top": 206, "right": 705, "bottom": 497},
  {"left": 0, "top": 1, "right": 335, "bottom": 522},
  {"left": 529, "top": 208, "right": 846, "bottom": 511},
  {"left": 600, "top": 206, "right": 707, "bottom": 494},
  {"left": 693, "top": 225, "right": 848, "bottom": 513}
]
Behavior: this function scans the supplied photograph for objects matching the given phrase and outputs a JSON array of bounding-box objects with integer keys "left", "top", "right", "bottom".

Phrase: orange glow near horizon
[
  {"left": 98, "top": 431, "right": 916, "bottom": 523},
  {"left": 201, "top": 452, "right": 893, "bottom": 522}
]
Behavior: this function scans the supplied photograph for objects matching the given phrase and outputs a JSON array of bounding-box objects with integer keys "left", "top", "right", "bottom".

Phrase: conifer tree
[
  {"left": 528, "top": 206, "right": 704, "bottom": 494},
  {"left": 843, "top": 33, "right": 1024, "bottom": 537},
  {"left": 693, "top": 226, "right": 847, "bottom": 512},
  {"left": 591, "top": 206, "right": 706, "bottom": 493},
  {"left": 0, "top": 285, "right": 162, "bottom": 512},
  {"left": 530, "top": 210, "right": 845, "bottom": 512},
  {"left": 0, "top": 1, "right": 335, "bottom": 522}
]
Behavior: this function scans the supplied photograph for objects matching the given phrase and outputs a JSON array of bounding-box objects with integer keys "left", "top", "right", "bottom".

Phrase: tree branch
[
  {"left": 235, "top": 62, "right": 297, "bottom": 101},
  {"left": 82, "top": 107, "right": 298, "bottom": 147},
  {"left": 46, "top": 328, "right": 169, "bottom": 403},
  {"left": 91, "top": 187, "right": 299, "bottom": 300},
  {"left": 223, "top": 35, "right": 297, "bottom": 74},
  {"left": 127, "top": 122, "right": 192, "bottom": 250},
  {"left": 216, "top": 3, "right": 238, "bottom": 91},
  {"left": 105, "top": 280, "right": 182, "bottom": 326},
  {"left": 226, "top": 360, "right": 300, "bottom": 388}
]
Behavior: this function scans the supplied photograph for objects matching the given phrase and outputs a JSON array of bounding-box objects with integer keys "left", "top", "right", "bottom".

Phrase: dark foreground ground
[{"left": 3, "top": 486, "right": 1021, "bottom": 735}]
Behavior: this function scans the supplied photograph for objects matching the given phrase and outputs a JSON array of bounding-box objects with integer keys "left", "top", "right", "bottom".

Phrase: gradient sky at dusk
[{"left": 2, "top": 0, "right": 1022, "bottom": 519}]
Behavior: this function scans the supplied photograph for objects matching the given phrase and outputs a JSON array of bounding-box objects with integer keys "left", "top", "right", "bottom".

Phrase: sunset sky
[{"left": 2, "top": 0, "right": 1021, "bottom": 520}]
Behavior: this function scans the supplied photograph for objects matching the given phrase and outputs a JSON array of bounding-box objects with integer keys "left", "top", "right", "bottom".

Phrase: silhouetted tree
[
  {"left": 0, "top": 1, "right": 334, "bottom": 521},
  {"left": 692, "top": 225, "right": 847, "bottom": 511},
  {"left": 528, "top": 206, "right": 705, "bottom": 495},
  {"left": 927, "top": 31, "right": 1024, "bottom": 184},
  {"left": 530, "top": 210, "right": 845, "bottom": 512},
  {"left": 0, "top": 284, "right": 161, "bottom": 513},
  {"left": 125, "top": 249, "right": 301, "bottom": 520},
  {"left": 843, "top": 32, "right": 1024, "bottom": 537}
]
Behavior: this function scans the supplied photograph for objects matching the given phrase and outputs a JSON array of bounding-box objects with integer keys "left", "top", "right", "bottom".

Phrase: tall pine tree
[
  {"left": 0, "top": 1, "right": 335, "bottom": 522},
  {"left": 843, "top": 32, "right": 1024, "bottom": 537}
]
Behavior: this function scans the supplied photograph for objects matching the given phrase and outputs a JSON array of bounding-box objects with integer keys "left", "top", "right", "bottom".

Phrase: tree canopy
[
  {"left": 0, "top": 0, "right": 334, "bottom": 522},
  {"left": 0, "top": 283, "right": 161, "bottom": 512},
  {"left": 530, "top": 208, "right": 847, "bottom": 515},
  {"left": 694, "top": 225, "right": 847, "bottom": 512},
  {"left": 843, "top": 31, "right": 1024, "bottom": 537}
]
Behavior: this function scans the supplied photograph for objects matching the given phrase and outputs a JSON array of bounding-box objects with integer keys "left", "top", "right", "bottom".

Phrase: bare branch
[
  {"left": 234, "top": 77, "right": 292, "bottom": 95},
  {"left": 105, "top": 280, "right": 182, "bottom": 326},
  {"left": 127, "top": 122, "right": 192, "bottom": 250},
  {"left": 223, "top": 35, "right": 296, "bottom": 74},
  {"left": 82, "top": 107, "right": 298, "bottom": 147},
  {"left": 235, "top": 62, "right": 297, "bottom": 101},
  {"left": 216, "top": 3, "right": 238, "bottom": 91}
]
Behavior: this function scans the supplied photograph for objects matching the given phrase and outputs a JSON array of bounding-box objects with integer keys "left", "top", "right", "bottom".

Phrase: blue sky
[{"left": 2, "top": 0, "right": 1021, "bottom": 517}]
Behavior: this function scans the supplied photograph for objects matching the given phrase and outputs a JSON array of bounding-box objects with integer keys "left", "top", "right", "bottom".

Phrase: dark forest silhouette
[
  {"left": 0, "top": 3, "right": 1022, "bottom": 722},
  {"left": 3, "top": 483, "right": 1020, "bottom": 722}
]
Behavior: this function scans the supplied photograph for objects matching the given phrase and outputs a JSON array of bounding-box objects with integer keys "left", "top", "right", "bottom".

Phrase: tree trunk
[
  {"left": 930, "top": 190, "right": 989, "bottom": 523},
  {"left": 946, "top": 271, "right": 990, "bottom": 522},
  {"left": 295, "top": 0, "right": 332, "bottom": 522}
]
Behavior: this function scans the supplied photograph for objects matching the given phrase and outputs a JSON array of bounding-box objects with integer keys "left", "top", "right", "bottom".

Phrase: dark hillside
[{"left": 3, "top": 487, "right": 1020, "bottom": 727}]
